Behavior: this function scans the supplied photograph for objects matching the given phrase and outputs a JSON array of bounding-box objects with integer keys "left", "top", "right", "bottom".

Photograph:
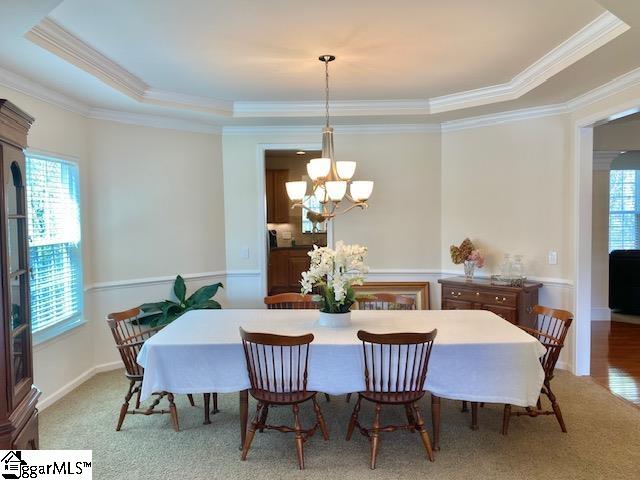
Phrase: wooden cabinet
[
  {"left": 268, "top": 247, "right": 312, "bottom": 295},
  {"left": 0, "top": 100, "right": 40, "bottom": 449},
  {"left": 265, "top": 169, "right": 290, "bottom": 223},
  {"left": 438, "top": 277, "right": 542, "bottom": 328}
]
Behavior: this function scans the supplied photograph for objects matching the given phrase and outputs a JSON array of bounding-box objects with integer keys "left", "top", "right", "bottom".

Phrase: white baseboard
[
  {"left": 38, "top": 360, "right": 123, "bottom": 411},
  {"left": 591, "top": 306, "right": 611, "bottom": 321}
]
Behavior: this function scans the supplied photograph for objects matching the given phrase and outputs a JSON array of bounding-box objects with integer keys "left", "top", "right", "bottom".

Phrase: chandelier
[{"left": 285, "top": 55, "right": 374, "bottom": 220}]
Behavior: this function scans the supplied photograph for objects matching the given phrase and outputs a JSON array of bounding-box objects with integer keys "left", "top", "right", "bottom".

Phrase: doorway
[
  {"left": 589, "top": 117, "right": 640, "bottom": 405},
  {"left": 264, "top": 149, "right": 326, "bottom": 296}
]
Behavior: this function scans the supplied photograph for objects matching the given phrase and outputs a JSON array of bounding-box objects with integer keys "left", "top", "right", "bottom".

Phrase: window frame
[{"left": 25, "top": 151, "right": 85, "bottom": 345}]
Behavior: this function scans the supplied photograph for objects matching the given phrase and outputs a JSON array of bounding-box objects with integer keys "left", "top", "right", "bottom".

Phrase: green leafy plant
[{"left": 138, "top": 275, "right": 223, "bottom": 327}]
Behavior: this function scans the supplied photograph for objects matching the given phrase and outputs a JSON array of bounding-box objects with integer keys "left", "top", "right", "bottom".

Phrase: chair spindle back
[
  {"left": 523, "top": 305, "right": 573, "bottom": 378},
  {"left": 240, "top": 328, "right": 314, "bottom": 394},
  {"left": 264, "top": 293, "right": 320, "bottom": 310},
  {"left": 358, "top": 330, "right": 437, "bottom": 394},
  {"left": 107, "top": 307, "right": 161, "bottom": 378},
  {"left": 357, "top": 293, "right": 416, "bottom": 310}
]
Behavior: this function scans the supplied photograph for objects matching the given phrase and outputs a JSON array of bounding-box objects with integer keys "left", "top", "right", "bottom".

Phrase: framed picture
[{"left": 353, "top": 281, "right": 430, "bottom": 310}]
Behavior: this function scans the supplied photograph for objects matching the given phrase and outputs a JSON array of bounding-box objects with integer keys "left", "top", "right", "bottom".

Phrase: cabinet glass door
[{"left": 3, "top": 150, "right": 32, "bottom": 405}]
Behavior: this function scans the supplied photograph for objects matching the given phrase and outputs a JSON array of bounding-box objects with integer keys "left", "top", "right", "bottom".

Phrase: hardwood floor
[{"left": 591, "top": 319, "right": 640, "bottom": 406}]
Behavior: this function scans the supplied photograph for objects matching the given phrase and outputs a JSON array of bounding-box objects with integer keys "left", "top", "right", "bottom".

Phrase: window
[
  {"left": 301, "top": 194, "right": 324, "bottom": 233},
  {"left": 26, "top": 154, "right": 83, "bottom": 341},
  {"left": 609, "top": 169, "right": 640, "bottom": 251}
]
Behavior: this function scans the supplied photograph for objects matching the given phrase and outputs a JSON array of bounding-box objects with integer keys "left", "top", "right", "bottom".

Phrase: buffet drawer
[{"left": 442, "top": 287, "right": 517, "bottom": 308}]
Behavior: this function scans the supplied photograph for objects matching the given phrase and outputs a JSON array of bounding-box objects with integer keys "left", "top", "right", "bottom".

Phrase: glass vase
[{"left": 463, "top": 260, "right": 477, "bottom": 281}]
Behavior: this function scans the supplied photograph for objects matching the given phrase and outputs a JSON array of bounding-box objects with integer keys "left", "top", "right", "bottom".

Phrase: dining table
[{"left": 137, "top": 308, "right": 546, "bottom": 450}]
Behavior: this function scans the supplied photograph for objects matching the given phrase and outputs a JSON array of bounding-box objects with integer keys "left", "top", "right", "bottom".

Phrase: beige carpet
[{"left": 41, "top": 370, "right": 639, "bottom": 479}]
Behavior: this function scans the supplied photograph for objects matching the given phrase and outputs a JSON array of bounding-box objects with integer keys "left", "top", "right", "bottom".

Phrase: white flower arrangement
[{"left": 301, "top": 241, "right": 369, "bottom": 313}]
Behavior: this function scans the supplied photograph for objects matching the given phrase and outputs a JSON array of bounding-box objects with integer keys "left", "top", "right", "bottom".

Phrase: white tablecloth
[{"left": 137, "top": 309, "right": 546, "bottom": 407}]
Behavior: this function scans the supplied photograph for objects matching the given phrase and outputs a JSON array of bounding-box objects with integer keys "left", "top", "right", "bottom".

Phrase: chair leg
[
  {"left": 502, "top": 404, "right": 511, "bottom": 435},
  {"left": 241, "top": 402, "right": 263, "bottom": 461},
  {"left": 546, "top": 384, "right": 567, "bottom": 433},
  {"left": 167, "top": 393, "right": 179, "bottom": 432},
  {"left": 116, "top": 379, "right": 136, "bottom": 431},
  {"left": 370, "top": 403, "right": 382, "bottom": 469},
  {"left": 405, "top": 404, "right": 416, "bottom": 432},
  {"left": 346, "top": 396, "right": 362, "bottom": 441},
  {"left": 258, "top": 404, "right": 269, "bottom": 433},
  {"left": 461, "top": 400, "right": 468, "bottom": 412},
  {"left": 187, "top": 394, "right": 195, "bottom": 407},
  {"left": 292, "top": 404, "right": 305, "bottom": 470},
  {"left": 203, "top": 393, "right": 211, "bottom": 425},
  {"left": 135, "top": 387, "right": 142, "bottom": 409},
  {"left": 471, "top": 402, "right": 479, "bottom": 430},
  {"left": 346, "top": 393, "right": 352, "bottom": 403},
  {"left": 412, "top": 402, "right": 434, "bottom": 462},
  {"left": 312, "top": 397, "right": 329, "bottom": 441},
  {"left": 212, "top": 393, "right": 219, "bottom": 414}
]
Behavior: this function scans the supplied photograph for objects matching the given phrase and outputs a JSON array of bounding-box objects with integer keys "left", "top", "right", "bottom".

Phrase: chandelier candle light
[{"left": 285, "top": 55, "right": 374, "bottom": 219}]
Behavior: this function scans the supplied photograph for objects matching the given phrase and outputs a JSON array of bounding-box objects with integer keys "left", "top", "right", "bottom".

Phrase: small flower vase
[
  {"left": 463, "top": 260, "right": 477, "bottom": 281},
  {"left": 318, "top": 311, "right": 352, "bottom": 328}
]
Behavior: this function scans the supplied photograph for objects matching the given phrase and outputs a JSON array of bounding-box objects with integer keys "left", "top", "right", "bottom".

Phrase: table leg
[
  {"left": 431, "top": 394, "right": 441, "bottom": 451},
  {"left": 471, "top": 402, "right": 479, "bottom": 430},
  {"left": 203, "top": 393, "right": 211, "bottom": 425},
  {"left": 239, "top": 389, "right": 248, "bottom": 450}
]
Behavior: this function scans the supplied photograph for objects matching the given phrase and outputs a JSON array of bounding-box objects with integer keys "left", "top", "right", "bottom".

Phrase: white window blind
[
  {"left": 609, "top": 169, "right": 640, "bottom": 251},
  {"left": 26, "top": 155, "right": 83, "bottom": 334}
]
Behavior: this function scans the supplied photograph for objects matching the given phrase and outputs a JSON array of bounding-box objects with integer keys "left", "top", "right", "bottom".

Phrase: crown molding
[
  {"left": 566, "top": 67, "right": 640, "bottom": 111},
  {"left": 234, "top": 99, "right": 431, "bottom": 118},
  {"left": 430, "top": 12, "right": 628, "bottom": 113},
  {"left": 441, "top": 104, "right": 568, "bottom": 132},
  {"left": 88, "top": 108, "right": 222, "bottom": 134},
  {"left": 26, "top": 17, "right": 148, "bottom": 100},
  {"left": 223, "top": 123, "right": 440, "bottom": 135},
  {"left": 23, "top": 13, "right": 628, "bottom": 119},
  {"left": 0, "top": 65, "right": 90, "bottom": 115},
  {"left": 143, "top": 88, "right": 233, "bottom": 116},
  {"left": 25, "top": 17, "right": 233, "bottom": 116}
]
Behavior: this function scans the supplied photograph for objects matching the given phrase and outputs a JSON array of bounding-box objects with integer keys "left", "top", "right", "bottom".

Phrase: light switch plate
[
  {"left": 240, "top": 246, "right": 250, "bottom": 259},
  {"left": 548, "top": 251, "right": 558, "bottom": 265}
]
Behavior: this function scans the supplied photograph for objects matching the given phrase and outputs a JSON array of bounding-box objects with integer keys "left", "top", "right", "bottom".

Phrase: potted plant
[
  {"left": 301, "top": 241, "right": 369, "bottom": 327},
  {"left": 138, "top": 275, "right": 224, "bottom": 327},
  {"left": 450, "top": 238, "right": 485, "bottom": 281}
]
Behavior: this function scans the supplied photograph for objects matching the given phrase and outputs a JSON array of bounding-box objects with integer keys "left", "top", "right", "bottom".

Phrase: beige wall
[
  {"left": 441, "top": 115, "right": 572, "bottom": 280},
  {"left": 223, "top": 131, "right": 442, "bottom": 274},
  {"left": 333, "top": 133, "right": 441, "bottom": 269},
  {"left": 88, "top": 119, "right": 225, "bottom": 282},
  {"left": 591, "top": 170, "right": 609, "bottom": 317}
]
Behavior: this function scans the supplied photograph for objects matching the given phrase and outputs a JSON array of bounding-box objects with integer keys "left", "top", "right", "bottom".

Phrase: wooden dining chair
[
  {"left": 502, "top": 305, "right": 573, "bottom": 435},
  {"left": 356, "top": 293, "right": 416, "bottom": 310},
  {"left": 263, "top": 293, "right": 330, "bottom": 402},
  {"left": 346, "top": 329, "right": 438, "bottom": 469},
  {"left": 346, "top": 293, "right": 417, "bottom": 403},
  {"left": 264, "top": 293, "right": 319, "bottom": 309},
  {"left": 240, "top": 328, "right": 329, "bottom": 470},
  {"left": 107, "top": 308, "right": 218, "bottom": 431}
]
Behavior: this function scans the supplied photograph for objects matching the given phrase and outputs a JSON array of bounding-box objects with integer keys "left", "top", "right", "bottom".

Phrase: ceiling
[{"left": 1, "top": 0, "right": 640, "bottom": 127}]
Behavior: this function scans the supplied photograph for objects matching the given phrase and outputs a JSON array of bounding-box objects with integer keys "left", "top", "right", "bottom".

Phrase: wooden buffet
[{"left": 438, "top": 276, "right": 542, "bottom": 328}]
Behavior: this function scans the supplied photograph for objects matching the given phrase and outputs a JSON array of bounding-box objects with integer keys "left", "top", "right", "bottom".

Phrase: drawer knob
[
  {"left": 495, "top": 296, "right": 507, "bottom": 303},
  {"left": 451, "top": 291, "right": 461, "bottom": 297}
]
